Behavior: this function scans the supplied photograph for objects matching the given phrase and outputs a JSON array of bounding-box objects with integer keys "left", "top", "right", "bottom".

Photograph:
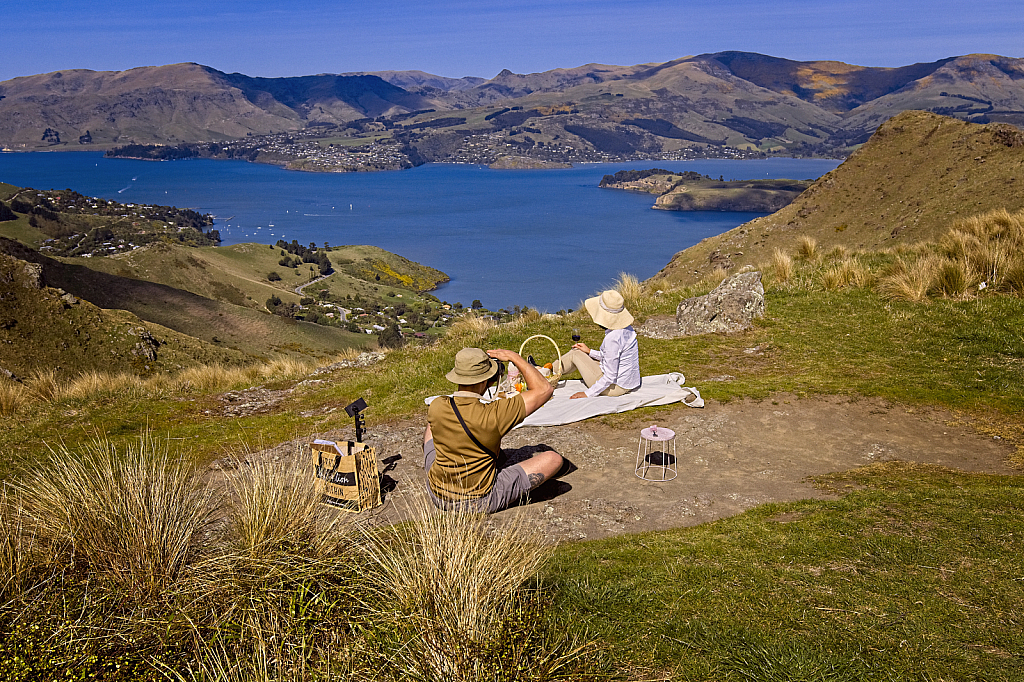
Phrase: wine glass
[{"left": 571, "top": 328, "right": 581, "bottom": 343}]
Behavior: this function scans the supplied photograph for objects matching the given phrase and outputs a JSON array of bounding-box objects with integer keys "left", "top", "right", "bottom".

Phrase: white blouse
[{"left": 585, "top": 326, "right": 641, "bottom": 397}]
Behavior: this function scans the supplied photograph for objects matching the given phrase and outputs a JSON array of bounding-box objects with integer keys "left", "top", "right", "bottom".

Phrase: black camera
[{"left": 344, "top": 397, "right": 368, "bottom": 442}]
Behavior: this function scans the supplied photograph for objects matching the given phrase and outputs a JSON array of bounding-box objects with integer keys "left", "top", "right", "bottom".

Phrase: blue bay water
[{"left": 0, "top": 152, "right": 839, "bottom": 311}]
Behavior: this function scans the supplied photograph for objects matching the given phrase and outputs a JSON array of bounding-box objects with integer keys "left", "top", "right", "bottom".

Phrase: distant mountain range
[{"left": 2, "top": 52, "right": 1022, "bottom": 160}]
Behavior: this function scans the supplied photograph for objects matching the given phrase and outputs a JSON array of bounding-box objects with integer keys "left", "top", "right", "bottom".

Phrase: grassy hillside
[
  {"left": 658, "top": 111, "right": 1024, "bottom": 286},
  {"left": 652, "top": 178, "right": 813, "bottom": 212},
  {"left": 600, "top": 170, "right": 812, "bottom": 211},
  {"left": 77, "top": 241, "right": 449, "bottom": 319},
  {"left": 0, "top": 250, "right": 248, "bottom": 379},
  {"left": 0, "top": 237, "right": 371, "bottom": 370},
  {"left": 0, "top": 64, "right": 431, "bottom": 149}
]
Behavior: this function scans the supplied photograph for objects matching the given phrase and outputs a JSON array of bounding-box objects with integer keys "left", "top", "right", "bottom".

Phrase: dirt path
[{"left": 239, "top": 394, "right": 1018, "bottom": 541}]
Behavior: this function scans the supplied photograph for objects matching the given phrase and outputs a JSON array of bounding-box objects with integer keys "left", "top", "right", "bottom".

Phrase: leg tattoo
[{"left": 528, "top": 472, "right": 545, "bottom": 488}]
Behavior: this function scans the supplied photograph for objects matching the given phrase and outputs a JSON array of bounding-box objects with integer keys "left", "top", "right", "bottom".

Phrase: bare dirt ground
[{"left": 231, "top": 394, "right": 1018, "bottom": 542}]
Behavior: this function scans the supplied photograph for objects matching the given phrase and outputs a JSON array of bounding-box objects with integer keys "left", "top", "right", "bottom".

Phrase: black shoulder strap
[{"left": 448, "top": 397, "right": 497, "bottom": 458}]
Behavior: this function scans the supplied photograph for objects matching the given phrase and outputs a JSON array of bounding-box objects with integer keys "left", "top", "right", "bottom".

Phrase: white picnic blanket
[
  {"left": 424, "top": 373, "right": 702, "bottom": 428},
  {"left": 516, "top": 372, "right": 703, "bottom": 427}
]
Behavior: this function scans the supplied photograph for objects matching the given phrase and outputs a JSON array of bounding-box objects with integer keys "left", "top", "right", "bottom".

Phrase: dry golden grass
[
  {"left": 0, "top": 380, "right": 27, "bottom": 417},
  {"left": 613, "top": 272, "right": 644, "bottom": 305},
  {"left": 66, "top": 370, "right": 149, "bottom": 401},
  {"left": 0, "top": 489, "right": 41, "bottom": 602},
  {"left": 258, "top": 356, "right": 318, "bottom": 380},
  {"left": 825, "top": 245, "right": 849, "bottom": 261},
  {"left": 941, "top": 208, "right": 1024, "bottom": 290},
  {"left": 797, "top": 235, "right": 818, "bottom": 260},
  {"left": 182, "top": 453, "right": 360, "bottom": 640},
  {"left": 879, "top": 255, "right": 939, "bottom": 302},
  {"left": 772, "top": 248, "right": 794, "bottom": 283},
  {"left": 930, "top": 258, "right": 979, "bottom": 299},
  {"left": 820, "top": 259, "right": 868, "bottom": 291},
  {"left": 173, "top": 363, "right": 249, "bottom": 394},
  {"left": 223, "top": 453, "right": 346, "bottom": 561},
  {"left": 25, "top": 368, "right": 71, "bottom": 403},
  {"left": 873, "top": 208, "right": 1024, "bottom": 301},
  {"left": 364, "top": 498, "right": 554, "bottom": 680},
  {"left": 17, "top": 435, "right": 218, "bottom": 600},
  {"left": 449, "top": 310, "right": 497, "bottom": 339}
]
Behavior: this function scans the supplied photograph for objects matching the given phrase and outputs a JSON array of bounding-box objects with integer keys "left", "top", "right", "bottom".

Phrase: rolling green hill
[
  {"left": 0, "top": 247, "right": 248, "bottom": 379},
  {"left": 657, "top": 111, "right": 1024, "bottom": 286},
  {"left": 0, "top": 237, "right": 372, "bottom": 368}
]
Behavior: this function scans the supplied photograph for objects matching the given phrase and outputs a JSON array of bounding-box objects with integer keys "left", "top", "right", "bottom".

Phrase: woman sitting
[{"left": 559, "top": 289, "right": 640, "bottom": 399}]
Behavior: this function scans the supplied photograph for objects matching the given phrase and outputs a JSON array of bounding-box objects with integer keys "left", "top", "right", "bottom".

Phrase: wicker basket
[{"left": 518, "top": 334, "right": 563, "bottom": 386}]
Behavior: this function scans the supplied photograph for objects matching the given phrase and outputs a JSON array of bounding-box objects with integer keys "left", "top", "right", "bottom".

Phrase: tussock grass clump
[
  {"left": 930, "top": 257, "right": 979, "bottom": 299},
  {"left": 224, "top": 454, "right": 346, "bottom": 562},
  {"left": 943, "top": 208, "right": 1024, "bottom": 292},
  {"left": 876, "top": 208, "right": 1024, "bottom": 301},
  {"left": 0, "top": 489, "right": 41, "bottom": 603},
  {"left": 879, "top": 255, "right": 938, "bottom": 302},
  {"left": 364, "top": 501, "right": 579, "bottom": 681},
  {"left": 771, "top": 248, "right": 794, "bottom": 283},
  {"left": 66, "top": 369, "right": 149, "bottom": 401},
  {"left": 449, "top": 310, "right": 497, "bottom": 339},
  {"left": 825, "top": 244, "right": 849, "bottom": 261},
  {"left": 17, "top": 435, "right": 217, "bottom": 600},
  {"left": 178, "top": 454, "right": 368, "bottom": 672},
  {"left": 0, "top": 380, "right": 26, "bottom": 417},
  {"left": 820, "top": 259, "right": 868, "bottom": 291},
  {"left": 612, "top": 272, "right": 644, "bottom": 306},
  {"left": 174, "top": 363, "right": 249, "bottom": 394},
  {"left": 796, "top": 235, "right": 818, "bottom": 260},
  {"left": 258, "top": 356, "right": 318, "bottom": 381},
  {"left": 25, "top": 368, "right": 71, "bottom": 402}
]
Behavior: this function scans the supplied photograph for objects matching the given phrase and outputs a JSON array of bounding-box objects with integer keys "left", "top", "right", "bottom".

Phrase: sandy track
[{"left": 233, "top": 394, "right": 1018, "bottom": 541}]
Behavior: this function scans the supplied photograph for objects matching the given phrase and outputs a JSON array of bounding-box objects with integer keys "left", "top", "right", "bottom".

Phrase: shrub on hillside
[
  {"left": 0, "top": 202, "right": 17, "bottom": 222},
  {"left": 378, "top": 322, "right": 404, "bottom": 349}
]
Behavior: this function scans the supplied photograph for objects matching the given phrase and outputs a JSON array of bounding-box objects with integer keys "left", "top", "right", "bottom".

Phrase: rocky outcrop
[
  {"left": 20, "top": 262, "right": 43, "bottom": 289},
  {"left": 638, "top": 271, "right": 765, "bottom": 339},
  {"left": 676, "top": 271, "right": 764, "bottom": 336}
]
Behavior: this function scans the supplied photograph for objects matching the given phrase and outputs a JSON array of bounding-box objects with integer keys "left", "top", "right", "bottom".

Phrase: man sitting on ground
[{"left": 424, "top": 347, "right": 563, "bottom": 512}]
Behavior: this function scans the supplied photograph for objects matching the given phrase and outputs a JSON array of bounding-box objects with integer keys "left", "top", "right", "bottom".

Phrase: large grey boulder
[{"left": 675, "top": 271, "right": 764, "bottom": 336}]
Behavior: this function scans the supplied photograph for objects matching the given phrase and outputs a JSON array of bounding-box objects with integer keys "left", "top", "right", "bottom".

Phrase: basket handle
[{"left": 518, "top": 334, "right": 563, "bottom": 375}]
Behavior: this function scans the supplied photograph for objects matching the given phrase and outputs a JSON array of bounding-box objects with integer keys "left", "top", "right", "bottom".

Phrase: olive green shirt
[{"left": 427, "top": 392, "right": 527, "bottom": 501}]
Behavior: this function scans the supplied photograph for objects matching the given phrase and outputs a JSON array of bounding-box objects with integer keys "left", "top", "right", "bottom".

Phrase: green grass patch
[
  {"left": 0, "top": 215, "right": 48, "bottom": 247},
  {"left": 547, "top": 461, "right": 1024, "bottom": 680},
  {"left": 3, "top": 282, "right": 1021, "bottom": 477}
]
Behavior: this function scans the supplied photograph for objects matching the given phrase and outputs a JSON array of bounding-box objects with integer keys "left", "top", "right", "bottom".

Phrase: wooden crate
[{"left": 309, "top": 439, "right": 381, "bottom": 512}]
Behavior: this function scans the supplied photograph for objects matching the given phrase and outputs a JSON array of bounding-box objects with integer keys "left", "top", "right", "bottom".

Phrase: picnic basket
[{"left": 518, "top": 334, "right": 563, "bottom": 387}]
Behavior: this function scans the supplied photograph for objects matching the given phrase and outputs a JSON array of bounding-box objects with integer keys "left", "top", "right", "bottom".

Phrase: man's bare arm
[{"left": 486, "top": 349, "right": 553, "bottom": 414}]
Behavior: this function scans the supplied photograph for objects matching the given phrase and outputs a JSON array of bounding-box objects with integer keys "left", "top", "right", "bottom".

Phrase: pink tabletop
[{"left": 640, "top": 427, "right": 675, "bottom": 441}]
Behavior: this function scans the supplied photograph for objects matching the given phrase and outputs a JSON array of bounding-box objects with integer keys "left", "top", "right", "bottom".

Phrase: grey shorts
[{"left": 423, "top": 439, "right": 532, "bottom": 513}]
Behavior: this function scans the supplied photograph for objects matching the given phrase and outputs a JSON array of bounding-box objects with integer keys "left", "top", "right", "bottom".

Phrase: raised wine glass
[{"left": 571, "top": 328, "right": 581, "bottom": 343}]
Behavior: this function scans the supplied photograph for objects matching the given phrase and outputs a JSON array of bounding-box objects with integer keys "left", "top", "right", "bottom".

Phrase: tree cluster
[{"left": 275, "top": 240, "right": 333, "bottom": 275}]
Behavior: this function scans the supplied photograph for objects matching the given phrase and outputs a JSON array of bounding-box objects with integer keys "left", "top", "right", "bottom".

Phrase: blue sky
[{"left": 3, "top": 0, "right": 1021, "bottom": 82}]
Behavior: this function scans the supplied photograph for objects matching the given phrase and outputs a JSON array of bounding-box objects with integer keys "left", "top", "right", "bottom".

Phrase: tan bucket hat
[
  {"left": 584, "top": 290, "right": 634, "bottom": 330},
  {"left": 445, "top": 347, "right": 500, "bottom": 385}
]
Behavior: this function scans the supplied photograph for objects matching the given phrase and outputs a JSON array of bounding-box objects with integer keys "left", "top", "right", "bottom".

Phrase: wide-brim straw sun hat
[
  {"left": 445, "top": 347, "right": 500, "bottom": 384},
  {"left": 584, "top": 290, "right": 634, "bottom": 330}
]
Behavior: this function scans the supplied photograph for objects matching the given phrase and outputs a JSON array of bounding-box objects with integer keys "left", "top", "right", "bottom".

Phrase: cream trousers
[{"left": 558, "top": 348, "right": 631, "bottom": 397}]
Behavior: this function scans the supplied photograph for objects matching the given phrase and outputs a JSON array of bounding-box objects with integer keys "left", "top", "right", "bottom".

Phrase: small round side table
[{"left": 636, "top": 426, "right": 677, "bottom": 481}]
